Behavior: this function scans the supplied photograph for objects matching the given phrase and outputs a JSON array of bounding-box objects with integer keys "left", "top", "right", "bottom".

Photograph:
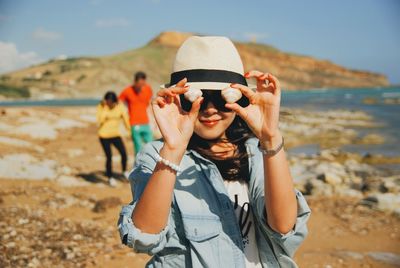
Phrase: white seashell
[
  {"left": 184, "top": 88, "right": 203, "bottom": 102},
  {"left": 221, "top": 87, "right": 242, "bottom": 103}
]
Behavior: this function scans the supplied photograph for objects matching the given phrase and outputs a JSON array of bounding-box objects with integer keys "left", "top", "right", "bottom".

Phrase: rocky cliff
[{"left": 0, "top": 31, "right": 389, "bottom": 99}]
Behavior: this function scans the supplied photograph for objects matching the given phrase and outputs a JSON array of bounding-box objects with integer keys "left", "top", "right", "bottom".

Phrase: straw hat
[{"left": 162, "top": 36, "right": 252, "bottom": 90}]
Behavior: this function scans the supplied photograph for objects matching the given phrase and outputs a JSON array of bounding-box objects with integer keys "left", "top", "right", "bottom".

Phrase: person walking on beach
[
  {"left": 118, "top": 36, "right": 310, "bottom": 267},
  {"left": 119, "top": 71, "right": 153, "bottom": 155},
  {"left": 97, "top": 91, "right": 130, "bottom": 187}
]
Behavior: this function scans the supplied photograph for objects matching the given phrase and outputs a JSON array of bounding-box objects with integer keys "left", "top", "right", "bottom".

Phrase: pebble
[
  {"left": 28, "top": 257, "right": 40, "bottom": 268},
  {"left": 367, "top": 252, "right": 400, "bottom": 266},
  {"left": 18, "top": 218, "right": 29, "bottom": 225},
  {"left": 73, "top": 234, "right": 83, "bottom": 241}
]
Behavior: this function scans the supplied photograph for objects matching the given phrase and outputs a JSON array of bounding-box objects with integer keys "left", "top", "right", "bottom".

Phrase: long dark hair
[{"left": 188, "top": 116, "right": 254, "bottom": 182}]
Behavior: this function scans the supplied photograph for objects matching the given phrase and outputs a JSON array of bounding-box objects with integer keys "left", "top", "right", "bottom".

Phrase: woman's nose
[{"left": 202, "top": 101, "right": 218, "bottom": 115}]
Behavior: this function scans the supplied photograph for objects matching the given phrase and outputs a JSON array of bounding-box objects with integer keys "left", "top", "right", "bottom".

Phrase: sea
[
  {"left": 1, "top": 87, "right": 399, "bottom": 159},
  {"left": 281, "top": 87, "right": 400, "bottom": 159}
]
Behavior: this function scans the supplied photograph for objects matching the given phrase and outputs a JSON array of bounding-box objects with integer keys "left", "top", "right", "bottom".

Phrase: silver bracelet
[
  {"left": 258, "top": 137, "right": 284, "bottom": 157},
  {"left": 154, "top": 153, "right": 182, "bottom": 173}
]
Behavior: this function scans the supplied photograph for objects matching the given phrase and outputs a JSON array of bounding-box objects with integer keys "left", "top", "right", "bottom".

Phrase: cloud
[
  {"left": 243, "top": 32, "right": 269, "bottom": 42},
  {"left": 0, "top": 42, "right": 43, "bottom": 74},
  {"left": 95, "top": 18, "right": 131, "bottom": 28},
  {"left": 32, "top": 28, "right": 63, "bottom": 42}
]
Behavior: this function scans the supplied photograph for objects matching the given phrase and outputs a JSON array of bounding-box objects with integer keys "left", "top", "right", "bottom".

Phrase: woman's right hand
[{"left": 152, "top": 78, "right": 203, "bottom": 154}]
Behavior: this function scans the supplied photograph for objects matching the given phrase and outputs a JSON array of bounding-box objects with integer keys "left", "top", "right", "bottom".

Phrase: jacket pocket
[
  {"left": 181, "top": 214, "right": 221, "bottom": 242},
  {"left": 180, "top": 214, "right": 223, "bottom": 267}
]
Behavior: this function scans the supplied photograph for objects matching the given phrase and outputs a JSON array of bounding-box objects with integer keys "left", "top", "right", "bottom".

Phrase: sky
[{"left": 0, "top": 0, "right": 399, "bottom": 83}]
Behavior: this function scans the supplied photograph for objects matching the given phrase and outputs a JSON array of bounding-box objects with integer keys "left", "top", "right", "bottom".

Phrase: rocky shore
[
  {"left": 290, "top": 149, "right": 400, "bottom": 215},
  {"left": 280, "top": 108, "right": 384, "bottom": 148},
  {"left": 0, "top": 106, "right": 399, "bottom": 267}
]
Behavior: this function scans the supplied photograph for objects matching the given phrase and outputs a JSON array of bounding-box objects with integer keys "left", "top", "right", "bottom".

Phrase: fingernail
[{"left": 244, "top": 72, "right": 249, "bottom": 77}]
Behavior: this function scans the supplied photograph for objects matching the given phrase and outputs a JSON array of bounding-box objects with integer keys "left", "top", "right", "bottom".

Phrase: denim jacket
[{"left": 118, "top": 137, "right": 311, "bottom": 268}]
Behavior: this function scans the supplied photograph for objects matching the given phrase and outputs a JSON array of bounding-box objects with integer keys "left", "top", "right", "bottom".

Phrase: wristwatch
[{"left": 258, "top": 137, "right": 284, "bottom": 157}]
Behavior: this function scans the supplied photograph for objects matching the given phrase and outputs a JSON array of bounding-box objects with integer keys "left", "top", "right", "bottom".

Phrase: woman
[
  {"left": 97, "top": 91, "right": 130, "bottom": 187},
  {"left": 118, "top": 36, "right": 310, "bottom": 267}
]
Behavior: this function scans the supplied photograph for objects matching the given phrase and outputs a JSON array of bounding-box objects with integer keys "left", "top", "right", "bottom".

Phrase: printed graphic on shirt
[
  {"left": 233, "top": 194, "right": 252, "bottom": 247},
  {"left": 224, "top": 180, "right": 262, "bottom": 267}
]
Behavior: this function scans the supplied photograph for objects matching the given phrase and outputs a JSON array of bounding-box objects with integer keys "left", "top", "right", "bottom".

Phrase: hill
[{"left": 0, "top": 31, "right": 389, "bottom": 99}]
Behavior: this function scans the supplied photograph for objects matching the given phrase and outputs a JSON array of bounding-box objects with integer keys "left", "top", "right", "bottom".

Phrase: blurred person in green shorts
[{"left": 119, "top": 71, "right": 153, "bottom": 155}]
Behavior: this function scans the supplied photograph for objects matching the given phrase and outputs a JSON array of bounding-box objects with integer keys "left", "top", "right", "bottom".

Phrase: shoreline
[{"left": 0, "top": 85, "right": 399, "bottom": 104}]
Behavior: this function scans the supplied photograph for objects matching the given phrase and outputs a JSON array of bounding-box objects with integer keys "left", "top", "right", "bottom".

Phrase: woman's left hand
[{"left": 225, "top": 70, "right": 281, "bottom": 146}]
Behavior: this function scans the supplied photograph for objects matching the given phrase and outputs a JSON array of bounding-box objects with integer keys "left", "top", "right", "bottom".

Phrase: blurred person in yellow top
[{"left": 96, "top": 91, "right": 130, "bottom": 187}]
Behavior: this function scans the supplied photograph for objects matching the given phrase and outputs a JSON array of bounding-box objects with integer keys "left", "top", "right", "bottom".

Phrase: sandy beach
[
  {"left": 1, "top": 106, "right": 400, "bottom": 267},
  {"left": 1, "top": 0, "right": 399, "bottom": 266}
]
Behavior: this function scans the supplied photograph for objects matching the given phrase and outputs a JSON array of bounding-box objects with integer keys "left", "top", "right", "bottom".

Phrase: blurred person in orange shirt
[{"left": 119, "top": 71, "right": 153, "bottom": 155}]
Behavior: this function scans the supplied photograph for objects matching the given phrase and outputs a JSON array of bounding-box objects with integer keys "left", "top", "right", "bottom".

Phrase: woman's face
[
  {"left": 193, "top": 101, "right": 236, "bottom": 140},
  {"left": 105, "top": 99, "right": 115, "bottom": 108}
]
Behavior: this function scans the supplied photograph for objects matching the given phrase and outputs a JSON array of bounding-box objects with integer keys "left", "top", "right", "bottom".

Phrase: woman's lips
[{"left": 199, "top": 119, "right": 220, "bottom": 127}]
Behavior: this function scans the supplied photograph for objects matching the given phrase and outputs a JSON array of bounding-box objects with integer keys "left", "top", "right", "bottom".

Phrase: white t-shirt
[{"left": 224, "top": 180, "right": 262, "bottom": 268}]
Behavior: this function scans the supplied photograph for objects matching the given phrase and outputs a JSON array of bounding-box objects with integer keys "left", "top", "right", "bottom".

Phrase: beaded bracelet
[{"left": 154, "top": 153, "right": 182, "bottom": 173}]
